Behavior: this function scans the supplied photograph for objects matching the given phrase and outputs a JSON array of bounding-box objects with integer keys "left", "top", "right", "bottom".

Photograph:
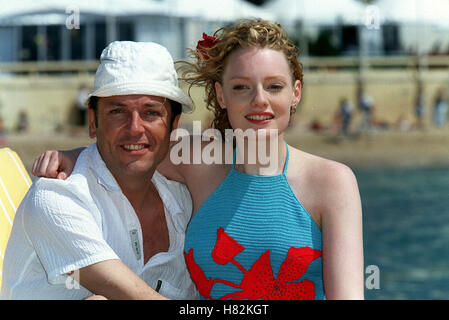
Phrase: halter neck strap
[
  {"left": 283, "top": 141, "right": 289, "bottom": 175},
  {"left": 231, "top": 141, "right": 289, "bottom": 175}
]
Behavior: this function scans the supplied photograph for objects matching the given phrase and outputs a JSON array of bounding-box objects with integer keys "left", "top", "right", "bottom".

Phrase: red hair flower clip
[{"left": 196, "top": 32, "right": 219, "bottom": 59}]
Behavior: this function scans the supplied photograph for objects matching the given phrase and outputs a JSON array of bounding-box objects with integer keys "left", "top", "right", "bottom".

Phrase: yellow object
[{"left": 0, "top": 148, "right": 31, "bottom": 290}]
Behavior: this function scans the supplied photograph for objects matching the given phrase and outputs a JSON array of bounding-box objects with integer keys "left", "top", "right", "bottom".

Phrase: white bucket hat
[{"left": 86, "top": 41, "right": 193, "bottom": 112}]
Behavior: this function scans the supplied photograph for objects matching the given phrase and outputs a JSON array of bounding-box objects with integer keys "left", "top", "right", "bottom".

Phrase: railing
[
  {"left": 0, "top": 60, "right": 99, "bottom": 74},
  {"left": 1, "top": 56, "right": 449, "bottom": 75},
  {"left": 305, "top": 55, "right": 449, "bottom": 70}
]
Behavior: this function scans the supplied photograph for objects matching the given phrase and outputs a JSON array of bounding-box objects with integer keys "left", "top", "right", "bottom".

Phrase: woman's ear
[
  {"left": 292, "top": 80, "right": 302, "bottom": 106},
  {"left": 214, "top": 82, "right": 226, "bottom": 109}
]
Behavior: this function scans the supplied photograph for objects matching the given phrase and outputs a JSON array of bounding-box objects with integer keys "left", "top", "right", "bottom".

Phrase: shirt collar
[
  {"left": 88, "top": 143, "right": 122, "bottom": 192},
  {"left": 151, "top": 170, "right": 186, "bottom": 232},
  {"left": 87, "top": 143, "right": 186, "bottom": 231}
]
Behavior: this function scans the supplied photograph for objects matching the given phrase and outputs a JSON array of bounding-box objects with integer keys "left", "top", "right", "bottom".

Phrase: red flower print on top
[
  {"left": 212, "top": 227, "right": 246, "bottom": 273},
  {"left": 184, "top": 228, "right": 322, "bottom": 300},
  {"left": 184, "top": 249, "right": 214, "bottom": 299}
]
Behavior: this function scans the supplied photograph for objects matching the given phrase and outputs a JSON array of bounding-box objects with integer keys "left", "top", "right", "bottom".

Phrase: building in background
[
  {"left": 2, "top": 0, "right": 449, "bottom": 62},
  {"left": 1, "top": 0, "right": 449, "bottom": 134},
  {"left": 0, "top": 0, "right": 273, "bottom": 62}
]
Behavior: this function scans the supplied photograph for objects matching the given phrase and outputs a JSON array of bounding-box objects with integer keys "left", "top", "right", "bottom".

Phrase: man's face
[{"left": 89, "top": 94, "right": 179, "bottom": 180}]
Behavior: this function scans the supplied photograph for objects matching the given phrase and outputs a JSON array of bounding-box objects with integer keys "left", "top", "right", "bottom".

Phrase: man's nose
[{"left": 128, "top": 111, "right": 145, "bottom": 134}]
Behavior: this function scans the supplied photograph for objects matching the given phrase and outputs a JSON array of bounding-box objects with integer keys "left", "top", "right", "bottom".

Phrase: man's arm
[
  {"left": 78, "top": 260, "right": 167, "bottom": 300},
  {"left": 22, "top": 182, "right": 168, "bottom": 300}
]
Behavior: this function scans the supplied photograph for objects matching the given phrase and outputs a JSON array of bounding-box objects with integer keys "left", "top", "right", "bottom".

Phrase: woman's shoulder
[
  {"left": 287, "top": 146, "right": 360, "bottom": 218},
  {"left": 288, "top": 145, "right": 356, "bottom": 185}
]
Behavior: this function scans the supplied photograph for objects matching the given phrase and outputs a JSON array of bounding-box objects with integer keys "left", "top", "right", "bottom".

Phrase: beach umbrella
[
  {"left": 0, "top": 0, "right": 169, "bottom": 25},
  {"left": 167, "top": 0, "right": 274, "bottom": 22},
  {"left": 374, "top": 0, "right": 449, "bottom": 28},
  {"left": 263, "top": 0, "right": 366, "bottom": 26}
]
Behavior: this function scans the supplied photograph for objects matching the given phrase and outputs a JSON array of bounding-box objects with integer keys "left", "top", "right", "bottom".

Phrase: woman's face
[{"left": 215, "top": 47, "right": 301, "bottom": 135}]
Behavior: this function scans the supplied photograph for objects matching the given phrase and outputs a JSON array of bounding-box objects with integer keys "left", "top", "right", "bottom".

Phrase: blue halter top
[{"left": 184, "top": 143, "right": 325, "bottom": 300}]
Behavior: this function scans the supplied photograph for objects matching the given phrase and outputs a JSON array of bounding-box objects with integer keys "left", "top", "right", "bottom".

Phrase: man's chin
[
  {"left": 109, "top": 160, "right": 155, "bottom": 179},
  {"left": 123, "top": 162, "right": 154, "bottom": 175}
]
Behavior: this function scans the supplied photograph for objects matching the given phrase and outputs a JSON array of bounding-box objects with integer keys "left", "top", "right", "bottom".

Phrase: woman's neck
[{"left": 233, "top": 134, "right": 286, "bottom": 176}]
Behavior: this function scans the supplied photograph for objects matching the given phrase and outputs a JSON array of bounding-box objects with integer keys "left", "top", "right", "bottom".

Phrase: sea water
[{"left": 356, "top": 167, "right": 449, "bottom": 300}]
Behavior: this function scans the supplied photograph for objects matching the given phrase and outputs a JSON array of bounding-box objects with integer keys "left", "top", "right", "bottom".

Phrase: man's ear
[
  {"left": 214, "top": 82, "right": 226, "bottom": 109},
  {"left": 171, "top": 114, "right": 181, "bottom": 131},
  {"left": 88, "top": 108, "right": 97, "bottom": 138}
]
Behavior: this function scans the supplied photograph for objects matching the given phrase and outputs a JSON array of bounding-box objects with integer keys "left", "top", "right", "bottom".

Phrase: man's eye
[
  {"left": 146, "top": 111, "right": 160, "bottom": 116},
  {"left": 110, "top": 109, "right": 122, "bottom": 114}
]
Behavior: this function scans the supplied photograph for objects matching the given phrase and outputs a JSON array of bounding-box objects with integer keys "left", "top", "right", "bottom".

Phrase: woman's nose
[{"left": 251, "top": 86, "right": 269, "bottom": 109}]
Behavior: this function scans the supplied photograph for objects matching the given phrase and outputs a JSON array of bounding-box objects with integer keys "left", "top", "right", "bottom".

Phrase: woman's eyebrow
[{"left": 229, "top": 76, "right": 251, "bottom": 81}]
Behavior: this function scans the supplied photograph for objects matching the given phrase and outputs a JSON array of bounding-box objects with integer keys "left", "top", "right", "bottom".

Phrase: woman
[{"left": 32, "top": 19, "right": 363, "bottom": 300}]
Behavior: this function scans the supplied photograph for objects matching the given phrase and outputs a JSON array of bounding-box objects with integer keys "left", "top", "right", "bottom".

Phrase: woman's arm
[
  {"left": 320, "top": 162, "right": 364, "bottom": 300},
  {"left": 30, "top": 136, "right": 203, "bottom": 186},
  {"left": 30, "top": 145, "right": 189, "bottom": 183},
  {"left": 32, "top": 147, "right": 85, "bottom": 179}
]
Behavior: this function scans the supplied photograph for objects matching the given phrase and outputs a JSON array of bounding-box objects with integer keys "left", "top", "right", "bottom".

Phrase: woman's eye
[
  {"left": 232, "top": 84, "right": 247, "bottom": 90},
  {"left": 269, "top": 84, "right": 284, "bottom": 91}
]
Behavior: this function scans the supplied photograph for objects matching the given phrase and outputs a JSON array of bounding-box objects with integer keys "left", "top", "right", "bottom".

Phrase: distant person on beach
[
  {"left": 339, "top": 97, "right": 353, "bottom": 136},
  {"left": 15, "top": 110, "right": 29, "bottom": 133},
  {"left": 414, "top": 82, "right": 426, "bottom": 129},
  {"left": 1, "top": 41, "right": 197, "bottom": 300},
  {"left": 31, "top": 19, "right": 364, "bottom": 300},
  {"left": 357, "top": 86, "right": 374, "bottom": 133},
  {"left": 433, "top": 89, "right": 447, "bottom": 128}
]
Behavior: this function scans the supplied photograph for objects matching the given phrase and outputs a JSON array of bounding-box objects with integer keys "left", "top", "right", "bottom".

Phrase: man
[{"left": 0, "top": 41, "right": 198, "bottom": 300}]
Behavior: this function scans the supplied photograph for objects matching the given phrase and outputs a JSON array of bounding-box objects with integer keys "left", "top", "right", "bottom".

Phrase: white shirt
[{"left": 0, "top": 143, "right": 198, "bottom": 300}]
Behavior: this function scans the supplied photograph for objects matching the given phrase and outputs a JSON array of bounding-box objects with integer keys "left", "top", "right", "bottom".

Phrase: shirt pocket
[{"left": 159, "top": 279, "right": 199, "bottom": 300}]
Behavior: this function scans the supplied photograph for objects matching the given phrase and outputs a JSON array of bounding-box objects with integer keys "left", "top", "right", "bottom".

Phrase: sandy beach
[
  {"left": 3, "top": 125, "right": 449, "bottom": 178},
  {"left": 285, "top": 126, "right": 449, "bottom": 169}
]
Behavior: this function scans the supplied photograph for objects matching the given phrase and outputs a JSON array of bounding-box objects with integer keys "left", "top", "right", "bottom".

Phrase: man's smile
[{"left": 120, "top": 143, "right": 150, "bottom": 153}]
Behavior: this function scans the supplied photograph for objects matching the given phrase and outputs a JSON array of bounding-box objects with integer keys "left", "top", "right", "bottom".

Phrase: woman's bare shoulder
[
  {"left": 287, "top": 146, "right": 360, "bottom": 220},
  {"left": 288, "top": 146, "right": 357, "bottom": 187}
]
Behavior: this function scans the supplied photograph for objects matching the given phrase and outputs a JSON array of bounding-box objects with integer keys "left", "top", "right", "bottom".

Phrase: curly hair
[{"left": 178, "top": 19, "right": 303, "bottom": 136}]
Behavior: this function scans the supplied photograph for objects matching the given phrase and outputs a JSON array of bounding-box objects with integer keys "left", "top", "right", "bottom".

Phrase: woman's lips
[{"left": 245, "top": 112, "right": 274, "bottom": 124}]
